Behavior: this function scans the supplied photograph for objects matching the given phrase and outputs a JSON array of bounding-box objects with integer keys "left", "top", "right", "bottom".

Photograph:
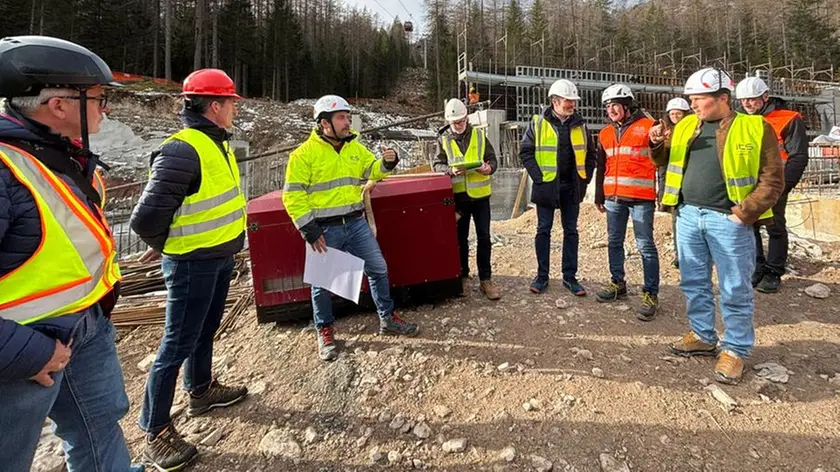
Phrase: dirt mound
[{"left": 55, "top": 207, "right": 835, "bottom": 471}]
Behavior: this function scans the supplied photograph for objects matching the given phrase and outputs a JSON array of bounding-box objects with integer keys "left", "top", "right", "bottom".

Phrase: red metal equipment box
[{"left": 247, "top": 175, "right": 462, "bottom": 323}]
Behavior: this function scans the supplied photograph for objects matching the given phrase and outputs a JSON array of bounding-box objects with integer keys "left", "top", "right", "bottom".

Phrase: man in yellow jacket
[{"left": 283, "top": 95, "right": 419, "bottom": 361}]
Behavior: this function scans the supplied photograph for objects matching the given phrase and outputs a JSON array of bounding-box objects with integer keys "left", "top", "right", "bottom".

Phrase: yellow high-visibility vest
[
  {"left": 662, "top": 113, "right": 772, "bottom": 220},
  {"left": 442, "top": 128, "right": 491, "bottom": 199},
  {"left": 532, "top": 114, "right": 588, "bottom": 182},
  {"left": 0, "top": 142, "right": 121, "bottom": 325},
  {"left": 161, "top": 128, "right": 247, "bottom": 255}
]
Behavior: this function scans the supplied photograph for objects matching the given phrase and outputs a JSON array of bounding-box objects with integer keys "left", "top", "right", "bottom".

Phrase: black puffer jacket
[
  {"left": 519, "top": 108, "right": 597, "bottom": 207},
  {"left": 130, "top": 109, "right": 245, "bottom": 259},
  {"left": 0, "top": 106, "right": 113, "bottom": 381}
]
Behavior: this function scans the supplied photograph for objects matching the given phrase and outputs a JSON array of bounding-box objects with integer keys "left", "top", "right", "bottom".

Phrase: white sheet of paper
[{"left": 303, "top": 246, "right": 365, "bottom": 304}]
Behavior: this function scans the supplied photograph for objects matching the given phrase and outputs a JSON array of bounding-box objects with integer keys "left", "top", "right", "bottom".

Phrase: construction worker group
[{"left": 0, "top": 33, "right": 807, "bottom": 472}]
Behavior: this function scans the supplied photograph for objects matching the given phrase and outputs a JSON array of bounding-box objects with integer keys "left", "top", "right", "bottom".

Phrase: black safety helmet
[
  {"left": 0, "top": 35, "right": 119, "bottom": 97},
  {"left": 0, "top": 36, "right": 120, "bottom": 151}
]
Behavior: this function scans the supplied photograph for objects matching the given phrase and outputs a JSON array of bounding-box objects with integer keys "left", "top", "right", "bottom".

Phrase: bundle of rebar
[
  {"left": 112, "top": 252, "right": 253, "bottom": 332},
  {"left": 111, "top": 287, "right": 251, "bottom": 328}
]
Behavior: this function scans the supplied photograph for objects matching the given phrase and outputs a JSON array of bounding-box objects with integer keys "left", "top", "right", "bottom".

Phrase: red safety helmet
[{"left": 181, "top": 68, "right": 242, "bottom": 99}]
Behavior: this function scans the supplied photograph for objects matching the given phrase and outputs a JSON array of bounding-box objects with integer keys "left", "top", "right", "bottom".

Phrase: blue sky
[{"left": 345, "top": 0, "right": 426, "bottom": 35}]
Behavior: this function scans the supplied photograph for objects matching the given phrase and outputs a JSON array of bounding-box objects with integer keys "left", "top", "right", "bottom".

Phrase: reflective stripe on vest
[
  {"left": 764, "top": 109, "right": 799, "bottom": 163},
  {"left": 662, "top": 113, "right": 773, "bottom": 220},
  {"left": 0, "top": 143, "right": 121, "bottom": 324},
  {"left": 442, "top": 128, "right": 491, "bottom": 199},
  {"left": 282, "top": 129, "right": 392, "bottom": 230},
  {"left": 598, "top": 118, "right": 657, "bottom": 200},
  {"left": 532, "top": 114, "right": 587, "bottom": 182},
  {"left": 92, "top": 169, "right": 106, "bottom": 207},
  {"left": 162, "top": 129, "right": 246, "bottom": 255}
]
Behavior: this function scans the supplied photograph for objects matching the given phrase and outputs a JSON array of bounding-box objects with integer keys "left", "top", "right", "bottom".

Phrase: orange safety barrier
[{"left": 111, "top": 71, "right": 181, "bottom": 87}]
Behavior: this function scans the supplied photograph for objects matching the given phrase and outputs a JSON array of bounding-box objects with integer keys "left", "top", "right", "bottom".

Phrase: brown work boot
[
  {"left": 715, "top": 351, "right": 745, "bottom": 385},
  {"left": 670, "top": 331, "right": 717, "bottom": 357},
  {"left": 479, "top": 279, "right": 501, "bottom": 300},
  {"left": 459, "top": 277, "right": 470, "bottom": 297}
]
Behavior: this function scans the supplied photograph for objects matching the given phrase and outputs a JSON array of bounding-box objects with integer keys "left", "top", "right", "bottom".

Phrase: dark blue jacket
[
  {"left": 0, "top": 107, "right": 112, "bottom": 382},
  {"left": 129, "top": 109, "right": 245, "bottom": 259},
  {"left": 520, "top": 108, "right": 597, "bottom": 207}
]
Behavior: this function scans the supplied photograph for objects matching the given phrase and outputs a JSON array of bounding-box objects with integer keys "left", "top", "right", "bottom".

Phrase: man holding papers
[{"left": 283, "top": 95, "right": 420, "bottom": 361}]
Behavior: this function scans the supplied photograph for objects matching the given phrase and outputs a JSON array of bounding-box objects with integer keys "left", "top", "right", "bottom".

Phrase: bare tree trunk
[
  {"left": 38, "top": 0, "right": 44, "bottom": 35},
  {"left": 272, "top": 65, "right": 277, "bottom": 101},
  {"left": 261, "top": 0, "right": 268, "bottom": 97},
  {"left": 242, "top": 63, "right": 248, "bottom": 96},
  {"left": 165, "top": 0, "right": 172, "bottom": 80},
  {"left": 194, "top": 0, "right": 205, "bottom": 70},
  {"left": 212, "top": 0, "right": 219, "bottom": 67},
  {"left": 434, "top": 0, "right": 442, "bottom": 103},
  {"left": 153, "top": 0, "right": 160, "bottom": 78},
  {"left": 29, "top": 0, "right": 36, "bottom": 34}
]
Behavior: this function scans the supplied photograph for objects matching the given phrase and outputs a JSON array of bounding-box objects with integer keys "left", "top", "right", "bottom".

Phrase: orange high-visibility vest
[
  {"left": 599, "top": 117, "right": 657, "bottom": 200},
  {"left": 0, "top": 142, "right": 121, "bottom": 325},
  {"left": 764, "top": 109, "right": 800, "bottom": 162}
]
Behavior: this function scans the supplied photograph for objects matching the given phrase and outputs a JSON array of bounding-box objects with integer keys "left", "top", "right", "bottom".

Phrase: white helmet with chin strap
[{"left": 313, "top": 95, "right": 351, "bottom": 121}]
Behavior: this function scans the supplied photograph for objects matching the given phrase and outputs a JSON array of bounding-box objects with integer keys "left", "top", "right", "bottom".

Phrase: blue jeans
[
  {"left": 0, "top": 310, "right": 141, "bottom": 472},
  {"left": 605, "top": 200, "right": 659, "bottom": 294},
  {"left": 677, "top": 204, "right": 756, "bottom": 358},
  {"left": 535, "top": 182, "right": 580, "bottom": 281},
  {"left": 312, "top": 216, "right": 393, "bottom": 328},
  {"left": 139, "top": 255, "right": 234, "bottom": 436}
]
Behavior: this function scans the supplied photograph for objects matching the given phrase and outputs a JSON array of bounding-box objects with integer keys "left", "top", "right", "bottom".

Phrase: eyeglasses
[{"left": 43, "top": 95, "right": 108, "bottom": 109}]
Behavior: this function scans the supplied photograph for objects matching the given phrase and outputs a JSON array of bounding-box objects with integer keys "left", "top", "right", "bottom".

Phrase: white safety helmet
[
  {"left": 601, "top": 83, "right": 634, "bottom": 104},
  {"left": 547, "top": 79, "right": 580, "bottom": 100},
  {"left": 735, "top": 77, "right": 770, "bottom": 100},
  {"left": 665, "top": 97, "right": 690, "bottom": 112},
  {"left": 313, "top": 94, "right": 351, "bottom": 121},
  {"left": 683, "top": 68, "right": 735, "bottom": 95},
  {"left": 444, "top": 98, "right": 468, "bottom": 122}
]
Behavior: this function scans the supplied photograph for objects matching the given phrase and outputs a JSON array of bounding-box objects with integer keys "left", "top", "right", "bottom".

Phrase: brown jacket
[{"left": 651, "top": 110, "right": 784, "bottom": 226}]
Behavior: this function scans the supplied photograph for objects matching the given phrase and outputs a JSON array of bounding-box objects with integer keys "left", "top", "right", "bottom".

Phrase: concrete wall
[
  {"left": 786, "top": 193, "right": 840, "bottom": 242},
  {"left": 468, "top": 109, "right": 506, "bottom": 159}
]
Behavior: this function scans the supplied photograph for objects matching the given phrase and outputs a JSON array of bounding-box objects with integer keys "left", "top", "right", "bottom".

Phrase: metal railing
[
  {"left": 105, "top": 138, "right": 441, "bottom": 258},
  {"left": 799, "top": 146, "right": 840, "bottom": 195}
]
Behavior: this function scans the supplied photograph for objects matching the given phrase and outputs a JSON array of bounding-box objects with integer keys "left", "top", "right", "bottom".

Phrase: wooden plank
[{"left": 510, "top": 169, "right": 528, "bottom": 220}]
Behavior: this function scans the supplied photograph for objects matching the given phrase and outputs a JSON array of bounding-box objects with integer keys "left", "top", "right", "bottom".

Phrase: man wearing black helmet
[{"left": 0, "top": 36, "right": 141, "bottom": 472}]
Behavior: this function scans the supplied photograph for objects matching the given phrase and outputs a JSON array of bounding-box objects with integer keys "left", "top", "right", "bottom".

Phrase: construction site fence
[
  {"left": 801, "top": 146, "right": 840, "bottom": 196},
  {"left": 104, "top": 137, "right": 840, "bottom": 258},
  {"left": 106, "top": 139, "right": 442, "bottom": 258}
]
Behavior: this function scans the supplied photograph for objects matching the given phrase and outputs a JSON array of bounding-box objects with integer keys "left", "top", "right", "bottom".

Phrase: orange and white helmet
[
  {"left": 684, "top": 68, "right": 735, "bottom": 95},
  {"left": 313, "top": 95, "right": 351, "bottom": 121}
]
